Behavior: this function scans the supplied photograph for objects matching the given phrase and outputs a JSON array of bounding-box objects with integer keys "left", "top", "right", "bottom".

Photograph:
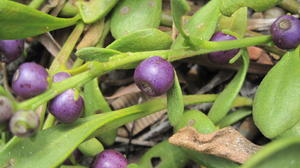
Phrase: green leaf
[
  {"left": 253, "top": 47, "right": 300, "bottom": 138},
  {"left": 170, "top": 0, "right": 191, "bottom": 40},
  {"left": 139, "top": 141, "right": 189, "bottom": 168},
  {"left": 76, "top": 48, "right": 121, "bottom": 62},
  {"left": 107, "top": 28, "right": 172, "bottom": 52},
  {"left": 218, "top": 7, "right": 248, "bottom": 37},
  {"left": 167, "top": 72, "right": 184, "bottom": 126},
  {"left": 175, "top": 110, "right": 217, "bottom": 134},
  {"left": 241, "top": 137, "right": 300, "bottom": 168},
  {"left": 83, "top": 79, "right": 116, "bottom": 146},
  {"left": 218, "top": 109, "right": 252, "bottom": 128},
  {"left": 279, "top": 120, "right": 300, "bottom": 138},
  {"left": 0, "top": 0, "right": 79, "bottom": 40},
  {"left": 78, "top": 138, "right": 104, "bottom": 156},
  {"left": 185, "top": 149, "right": 239, "bottom": 168},
  {"left": 110, "top": 0, "right": 162, "bottom": 39},
  {"left": 171, "top": 0, "right": 221, "bottom": 49},
  {"left": 208, "top": 50, "right": 249, "bottom": 123},
  {"left": 83, "top": 79, "right": 111, "bottom": 116},
  {"left": 220, "top": 0, "right": 282, "bottom": 16},
  {"left": 76, "top": 0, "right": 119, "bottom": 24},
  {"left": 0, "top": 94, "right": 249, "bottom": 168}
]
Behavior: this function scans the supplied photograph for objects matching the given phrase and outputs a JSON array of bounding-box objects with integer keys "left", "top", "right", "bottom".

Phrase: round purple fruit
[
  {"left": 208, "top": 32, "right": 239, "bottom": 64},
  {"left": 0, "top": 40, "right": 24, "bottom": 63},
  {"left": 48, "top": 89, "right": 83, "bottom": 123},
  {"left": 9, "top": 110, "right": 39, "bottom": 137},
  {"left": 134, "top": 56, "right": 174, "bottom": 96},
  {"left": 270, "top": 15, "right": 300, "bottom": 49},
  {"left": 0, "top": 96, "right": 14, "bottom": 122},
  {"left": 48, "top": 72, "right": 83, "bottom": 123},
  {"left": 92, "top": 150, "right": 128, "bottom": 168},
  {"left": 12, "top": 62, "right": 49, "bottom": 99}
]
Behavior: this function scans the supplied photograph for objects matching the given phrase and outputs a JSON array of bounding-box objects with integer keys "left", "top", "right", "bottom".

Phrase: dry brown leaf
[
  {"left": 106, "top": 84, "right": 141, "bottom": 100},
  {"left": 169, "top": 126, "right": 262, "bottom": 164},
  {"left": 77, "top": 19, "right": 105, "bottom": 49},
  {"left": 257, "top": 52, "right": 273, "bottom": 65},
  {"left": 247, "top": 46, "right": 264, "bottom": 60}
]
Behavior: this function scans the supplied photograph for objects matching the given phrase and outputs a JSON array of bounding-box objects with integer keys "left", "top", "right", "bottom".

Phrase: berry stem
[{"left": 49, "top": 22, "right": 85, "bottom": 73}]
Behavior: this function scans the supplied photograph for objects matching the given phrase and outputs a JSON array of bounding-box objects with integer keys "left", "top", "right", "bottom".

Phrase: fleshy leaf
[
  {"left": 253, "top": 47, "right": 300, "bottom": 138},
  {"left": 208, "top": 51, "right": 249, "bottom": 123},
  {"left": 110, "top": 0, "right": 162, "bottom": 39},
  {"left": 220, "top": 0, "right": 282, "bottom": 16},
  {"left": 76, "top": 48, "right": 121, "bottom": 62},
  {"left": 167, "top": 72, "right": 184, "bottom": 126},
  {"left": 0, "top": 0, "right": 79, "bottom": 40},
  {"left": 171, "top": 0, "right": 221, "bottom": 49},
  {"left": 76, "top": 0, "right": 119, "bottom": 24},
  {"left": 107, "top": 28, "right": 172, "bottom": 52}
]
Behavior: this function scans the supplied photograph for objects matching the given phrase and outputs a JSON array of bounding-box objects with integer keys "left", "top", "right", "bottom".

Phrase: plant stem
[
  {"left": 42, "top": 23, "right": 85, "bottom": 129},
  {"left": 50, "top": 22, "right": 85, "bottom": 73},
  {"left": 17, "top": 35, "right": 270, "bottom": 111}
]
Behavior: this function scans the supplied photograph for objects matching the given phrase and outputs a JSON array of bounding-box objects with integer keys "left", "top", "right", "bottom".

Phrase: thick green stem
[{"left": 50, "top": 22, "right": 85, "bottom": 73}]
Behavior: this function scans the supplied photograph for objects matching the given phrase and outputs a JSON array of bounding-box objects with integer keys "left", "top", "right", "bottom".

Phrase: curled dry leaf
[{"left": 168, "top": 126, "right": 262, "bottom": 164}]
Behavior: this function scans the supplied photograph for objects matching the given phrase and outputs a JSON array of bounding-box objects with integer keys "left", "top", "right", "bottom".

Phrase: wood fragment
[{"left": 169, "top": 126, "right": 262, "bottom": 164}]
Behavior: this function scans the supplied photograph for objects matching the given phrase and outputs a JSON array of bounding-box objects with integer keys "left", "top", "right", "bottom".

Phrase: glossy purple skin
[
  {"left": 12, "top": 62, "right": 48, "bottom": 99},
  {"left": 0, "top": 40, "right": 24, "bottom": 63},
  {"left": 0, "top": 96, "right": 14, "bottom": 122},
  {"left": 49, "top": 89, "right": 83, "bottom": 123},
  {"left": 270, "top": 15, "right": 300, "bottom": 49},
  {"left": 92, "top": 150, "right": 128, "bottom": 168},
  {"left": 52, "top": 72, "right": 71, "bottom": 83},
  {"left": 208, "top": 32, "right": 239, "bottom": 64},
  {"left": 134, "top": 56, "right": 174, "bottom": 96},
  {"left": 49, "top": 72, "right": 83, "bottom": 123}
]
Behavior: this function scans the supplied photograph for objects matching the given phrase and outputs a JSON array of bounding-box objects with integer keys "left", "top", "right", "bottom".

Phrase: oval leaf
[
  {"left": 220, "top": 0, "right": 281, "bottom": 16},
  {"left": 170, "top": 0, "right": 191, "bottom": 40},
  {"left": 218, "top": 7, "right": 248, "bottom": 37},
  {"left": 175, "top": 110, "right": 217, "bottom": 134},
  {"left": 171, "top": 0, "right": 221, "bottom": 49},
  {"left": 167, "top": 72, "right": 184, "bottom": 126},
  {"left": 110, "top": 0, "right": 162, "bottom": 39},
  {"left": 76, "top": 47, "right": 121, "bottom": 62},
  {"left": 107, "top": 28, "right": 172, "bottom": 52},
  {"left": 253, "top": 47, "right": 300, "bottom": 138},
  {"left": 208, "top": 51, "right": 249, "bottom": 123},
  {"left": 0, "top": 0, "right": 79, "bottom": 39},
  {"left": 76, "top": 0, "right": 119, "bottom": 24}
]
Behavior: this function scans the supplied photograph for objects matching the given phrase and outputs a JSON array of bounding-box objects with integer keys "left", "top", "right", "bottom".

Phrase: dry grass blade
[{"left": 169, "top": 126, "right": 262, "bottom": 164}]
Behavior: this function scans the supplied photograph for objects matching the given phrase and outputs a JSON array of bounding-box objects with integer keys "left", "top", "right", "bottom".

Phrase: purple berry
[
  {"left": 48, "top": 89, "right": 83, "bottom": 123},
  {"left": 134, "top": 56, "right": 174, "bottom": 96},
  {"left": 52, "top": 72, "right": 71, "bottom": 83},
  {"left": 12, "top": 62, "right": 49, "bottom": 99},
  {"left": 9, "top": 110, "right": 39, "bottom": 137},
  {"left": 49, "top": 72, "right": 83, "bottom": 123},
  {"left": 208, "top": 32, "right": 239, "bottom": 64},
  {"left": 0, "top": 96, "right": 14, "bottom": 122},
  {"left": 270, "top": 15, "right": 300, "bottom": 49},
  {"left": 0, "top": 40, "right": 24, "bottom": 63},
  {"left": 92, "top": 150, "right": 128, "bottom": 168}
]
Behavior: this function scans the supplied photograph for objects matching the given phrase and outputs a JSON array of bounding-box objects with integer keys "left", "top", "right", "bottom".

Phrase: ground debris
[{"left": 169, "top": 126, "right": 262, "bottom": 164}]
